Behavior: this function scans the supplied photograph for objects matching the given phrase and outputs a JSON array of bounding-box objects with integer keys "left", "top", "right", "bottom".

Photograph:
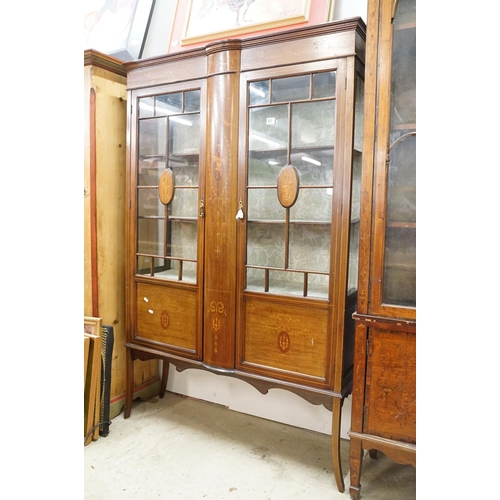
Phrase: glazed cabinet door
[
  {"left": 369, "top": 0, "right": 416, "bottom": 319},
  {"left": 127, "top": 81, "right": 206, "bottom": 360},
  {"left": 236, "top": 59, "right": 364, "bottom": 390}
]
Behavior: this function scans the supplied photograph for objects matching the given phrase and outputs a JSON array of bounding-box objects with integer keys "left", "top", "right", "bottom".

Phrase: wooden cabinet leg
[
  {"left": 331, "top": 396, "right": 345, "bottom": 492},
  {"left": 349, "top": 437, "right": 363, "bottom": 500},
  {"left": 159, "top": 360, "right": 169, "bottom": 398},
  {"left": 124, "top": 347, "right": 134, "bottom": 419}
]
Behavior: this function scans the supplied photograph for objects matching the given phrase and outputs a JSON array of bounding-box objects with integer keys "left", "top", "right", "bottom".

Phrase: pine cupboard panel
[{"left": 84, "top": 50, "right": 159, "bottom": 419}]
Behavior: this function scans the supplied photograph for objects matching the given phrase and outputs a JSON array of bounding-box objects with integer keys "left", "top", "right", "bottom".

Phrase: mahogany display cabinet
[
  {"left": 348, "top": 0, "right": 416, "bottom": 498},
  {"left": 123, "top": 18, "right": 366, "bottom": 492}
]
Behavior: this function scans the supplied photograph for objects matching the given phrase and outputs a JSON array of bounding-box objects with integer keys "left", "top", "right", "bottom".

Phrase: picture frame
[
  {"left": 168, "top": 0, "right": 335, "bottom": 52},
  {"left": 84, "top": 0, "right": 156, "bottom": 61},
  {"left": 84, "top": 316, "right": 102, "bottom": 445}
]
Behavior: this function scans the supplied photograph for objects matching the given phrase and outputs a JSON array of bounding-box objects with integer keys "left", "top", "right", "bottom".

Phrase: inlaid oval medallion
[
  {"left": 158, "top": 168, "right": 175, "bottom": 205},
  {"left": 277, "top": 165, "right": 299, "bottom": 208},
  {"left": 278, "top": 331, "right": 290, "bottom": 353},
  {"left": 161, "top": 310, "right": 170, "bottom": 330}
]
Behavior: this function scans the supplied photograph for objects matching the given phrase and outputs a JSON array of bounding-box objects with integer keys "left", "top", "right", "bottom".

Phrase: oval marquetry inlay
[
  {"left": 158, "top": 168, "right": 175, "bottom": 205},
  {"left": 161, "top": 310, "right": 170, "bottom": 329},
  {"left": 277, "top": 165, "right": 299, "bottom": 208},
  {"left": 278, "top": 331, "right": 290, "bottom": 353}
]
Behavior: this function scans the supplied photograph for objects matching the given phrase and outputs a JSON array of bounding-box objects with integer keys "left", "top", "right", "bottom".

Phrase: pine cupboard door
[
  {"left": 236, "top": 59, "right": 360, "bottom": 389},
  {"left": 127, "top": 81, "right": 207, "bottom": 360}
]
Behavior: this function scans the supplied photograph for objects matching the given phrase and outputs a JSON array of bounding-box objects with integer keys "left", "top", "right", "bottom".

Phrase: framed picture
[
  {"left": 169, "top": 0, "right": 335, "bottom": 52},
  {"left": 84, "top": 0, "right": 156, "bottom": 61}
]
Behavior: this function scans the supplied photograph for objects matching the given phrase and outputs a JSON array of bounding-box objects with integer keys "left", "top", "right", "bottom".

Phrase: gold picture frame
[
  {"left": 182, "top": 0, "right": 312, "bottom": 45},
  {"left": 84, "top": 316, "right": 102, "bottom": 445}
]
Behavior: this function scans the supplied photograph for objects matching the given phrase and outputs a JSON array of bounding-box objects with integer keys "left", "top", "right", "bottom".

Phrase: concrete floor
[{"left": 84, "top": 392, "right": 416, "bottom": 500}]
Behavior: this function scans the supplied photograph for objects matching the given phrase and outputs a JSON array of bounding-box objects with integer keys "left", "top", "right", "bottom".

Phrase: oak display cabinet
[
  {"left": 123, "top": 18, "right": 366, "bottom": 492},
  {"left": 348, "top": 0, "right": 416, "bottom": 498}
]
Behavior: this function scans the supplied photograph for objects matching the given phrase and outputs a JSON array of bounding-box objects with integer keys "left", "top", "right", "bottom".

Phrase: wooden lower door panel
[
  {"left": 238, "top": 296, "right": 332, "bottom": 386},
  {"left": 364, "top": 328, "right": 416, "bottom": 443},
  {"left": 135, "top": 282, "right": 199, "bottom": 357}
]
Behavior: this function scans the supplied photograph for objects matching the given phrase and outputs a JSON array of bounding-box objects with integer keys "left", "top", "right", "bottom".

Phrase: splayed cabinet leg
[{"left": 331, "top": 396, "right": 345, "bottom": 492}]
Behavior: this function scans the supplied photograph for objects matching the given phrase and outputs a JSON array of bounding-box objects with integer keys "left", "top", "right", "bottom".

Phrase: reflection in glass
[
  {"left": 312, "top": 71, "right": 336, "bottom": 99},
  {"left": 247, "top": 189, "right": 284, "bottom": 220},
  {"left": 139, "top": 118, "right": 167, "bottom": 157},
  {"left": 184, "top": 90, "right": 200, "bottom": 112},
  {"left": 138, "top": 97, "right": 154, "bottom": 118},
  {"left": 289, "top": 224, "right": 330, "bottom": 273},
  {"left": 272, "top": 75, "right": 310, "bottom": 102},
  {"left": 137, "top": 218, "right": 164, "bottom": 255},
  {"left": 156, "top": 93, "right": 182, "bottom": 115},
  {"left": 291, "top": 101, "right": 335, "bottom": 148},
  {"left": 246, "top": 223, "right": 285, "bottom": 268},
  {"left": 138, "top": 188, "right": 162, "bottom": 217},
  {"left": 249, "top": 80, "right": 270, "bottom": 106},
  {"left": 290, "top": 188, "right": 331, "bottom": 222},
  {"left": 249, "top": 105, "right": 288, "bottom": 151}
]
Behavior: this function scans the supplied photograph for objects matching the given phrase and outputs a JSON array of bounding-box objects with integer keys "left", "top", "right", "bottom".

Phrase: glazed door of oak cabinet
[
  {"left": 236, "top": 59, "right": 362, "bottom": 389},
  {"left": 370, "top": 0, "right": 416, "bottom": 319},
  {"left": 128, "top": 81, "right": 206, "bottom": 360}
]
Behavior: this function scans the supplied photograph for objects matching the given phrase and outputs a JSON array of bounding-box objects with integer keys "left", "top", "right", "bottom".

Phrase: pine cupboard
[
  {"left": 84, "top": 50, "right": 159, "bottom": 419},
  {"left": 347, "top": 0, "right": 416, "bottom": 498},
  {"left": 123, "top": 19, "right": 366, "bottom": 492}
]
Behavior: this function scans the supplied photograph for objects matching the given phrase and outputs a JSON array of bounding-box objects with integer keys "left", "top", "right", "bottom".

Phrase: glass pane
[
  {"left": 391, "top": 7, "right": 416, "bottom": 125},
  {"left": 354, "top": 74, "right": 364, "bottom": 151},
  {"left": 138, "top": 159, "right": 166, "bottom": 187},
  {"left": 247, "top": 189, "right": 284, "bottom": 220},
  {"left": 290, "top": 149, "right": 334, "bottom": 186},
  {"left": 290, "top": 188, "right": 332, "bottom": 222},
  {"left": 138, "top": 188, "right": 163, "bottom": 217},
  {"left": 291, "top": 101, "right": 335, "bottom": 148},
  {"left": 383, "top": 227, "right": 416, "bottom": 306},
  {"left": 169, "top": 161, "right": 199, "bottom": 186},
  {"left": 156, "top": 93, "right": 183, "bottom": 115},
  {"left": 137, "top": 218, "right": 164, "bottom": 255},
  {"left": 170, "top": 220, "right": 198, "bottom": 259},
  {"left": 347, "top": 222, "right": 360, "bottom": 295},
  {"left": 137, "top": 256, "right": 151, "bottom": 275},
  {"left": 153, "top": 259, "right": 197, "bottom": 283},
  {"left": 307, "top": 274, "right": 329, "bottom": 299},
  {"left": 272, "top": 75, "right": 310, "bottom": 102},
  {"left": 184, "top": 90, "right": 200, "bottom": 112},
  {"left": 170, "top": 188, "right": 198, "bottom": 218},
  {"left": 138, "top": 97, "right": 154, "bottom": 118},
  {"left": 249, "top": 80, "right": 270, "bottom": 106},
  {"left": 170, "top": 113, "right": 200, "bottom": 154},
  {"left": 246, "top": 267, "right": 265, "bottom": 292},
  {"left": 246, "top": 223, "right": 285, "bottom": 268},
  {"left": 312, "top": 71, "right": 336, "bottom": 99},
  {"left": 249, "top": 105, "right": 289, "bottom": 151},
  {"left": 289, "top": 224, "right": 330, "bottom": 273},
  {"left": 387, "top": 133, "right": 416, "bottom": 223},
  {"left": 269, "top": 270, "right": 304, "bottom": 296},
  {"left": 351, "top": 152, "right": 362, "bottom": 222},
  {"left": 139, "top": 118, "right": 167, "bottom": 157},
  {"left": 248, "top": 153, "right": 286, "bottom": 185}
]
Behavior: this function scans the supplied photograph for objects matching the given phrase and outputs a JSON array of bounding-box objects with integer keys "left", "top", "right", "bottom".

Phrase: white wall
[{"left": 142, "top": 0, "right": 367, "bottom": 439}]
